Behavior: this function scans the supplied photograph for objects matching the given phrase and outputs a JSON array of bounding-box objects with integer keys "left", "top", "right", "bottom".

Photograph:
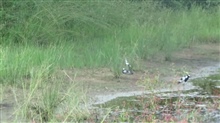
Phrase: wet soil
[
  {"left": 84, "top": 43, "right": 220, "bottom": 105},
  {"left": 0, "top": 43, "right": 219, "bottom": 122},
  {"left": 90, "top": 72, "right": 220, "bottom": 122}
]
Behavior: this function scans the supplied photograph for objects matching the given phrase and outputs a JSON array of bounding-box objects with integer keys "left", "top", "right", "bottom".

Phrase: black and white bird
[
  {"left": 122, "top": 59, "right": 133, "bottom": 75},
  {"left": 178, "top": 75, "right": 190, "bottom": 84},
  {"left": 122, "top": 68, "right": 129, "bottom": 74}
]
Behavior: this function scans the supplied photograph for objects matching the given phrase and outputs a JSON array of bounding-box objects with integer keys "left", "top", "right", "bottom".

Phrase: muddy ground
[
  {"left": 72, "top": 43, "right": 220, "bottom": 104},
  {"left": 0, "top": 43, "right": 219, "bottom": 122}
]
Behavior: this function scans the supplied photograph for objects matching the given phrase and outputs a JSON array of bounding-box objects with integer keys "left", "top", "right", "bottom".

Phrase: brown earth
[
  {"left": 67, "top": 43, "right": 220, "bottom": 98},
  {"left": 0, "top": 43, "right": 219, "bottom": 122}
]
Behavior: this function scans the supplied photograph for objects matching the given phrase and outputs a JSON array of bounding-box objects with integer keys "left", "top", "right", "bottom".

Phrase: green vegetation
[
  {"left": 93, "top": 74, "right": 220, "bottom": 122},
  {"left": 0, "top": 0, "right": 219, "bottom": 122},
  {"left": 1, "top": 0, "right": 219, "bottom": 79},
  {"left": 94, "top": 93, "right": 220, "bottom": 122},
  {"left": 192, "top": 71, "right": 220, "bottom": 95}
]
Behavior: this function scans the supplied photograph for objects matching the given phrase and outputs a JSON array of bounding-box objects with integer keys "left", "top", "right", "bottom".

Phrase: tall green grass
[
  {"left": 1, "top": 0, "right": 220, "bottom": 80},
  {"left": 1, "top": 1, "right": 219, "bottom": 122},
  {"left": 10, "top": 66, "right": 89, "bottom": 122}
]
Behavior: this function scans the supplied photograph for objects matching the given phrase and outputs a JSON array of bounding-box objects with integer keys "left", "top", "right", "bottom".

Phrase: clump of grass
[
  {"left": 137, "top": 71, "right": 162, "bottom": 90},
  {"left": 192, "top": 72, "right": 220, "bottom": 95},
  {"left": 54, "top": 70, "right": 90, "bottom": 122},
  {"left": 11, "top": 64, "right": 55, "bottom": 122},
  {"left": 9, "top": 64, "right": 89, "bottom": 122}
]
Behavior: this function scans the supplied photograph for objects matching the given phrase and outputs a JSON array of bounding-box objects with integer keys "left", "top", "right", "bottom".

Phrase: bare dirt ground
[
  {"left": 0, "top": 43, "right": 219, "bottom": 122},
  {"left": 69, "top": 43, "right": 220, "bottom": 104}
]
